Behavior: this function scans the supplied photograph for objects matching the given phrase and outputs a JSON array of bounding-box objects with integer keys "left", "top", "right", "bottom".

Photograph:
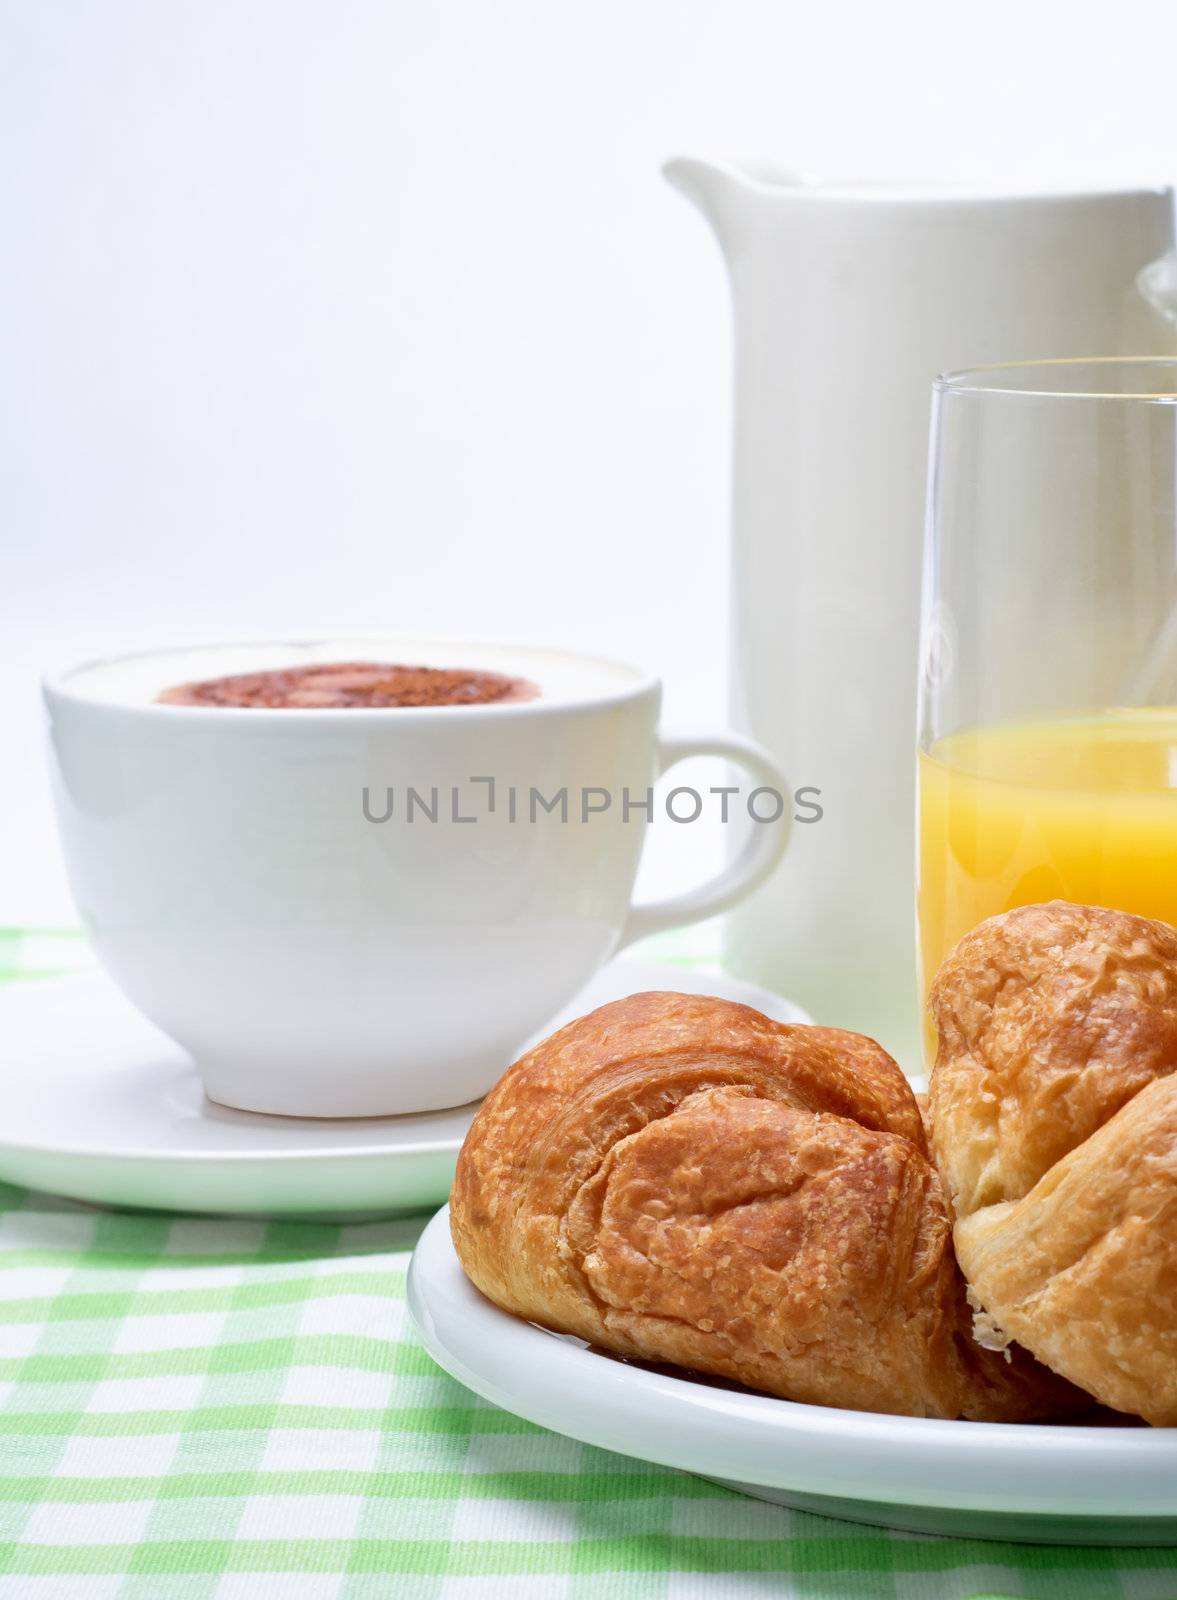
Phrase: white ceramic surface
[
  {"left": 666, "top": 160, "right": 1177, "bottom": 1072},
  {"left": 409, "top": 1206, "right": 1177, "bottom": 1546},
  {"left": 43, "top": 637, "right": 789, "bottom": 1117},
  {"left": 0, "top": 957, "right": 809, "bottom": 1218}
]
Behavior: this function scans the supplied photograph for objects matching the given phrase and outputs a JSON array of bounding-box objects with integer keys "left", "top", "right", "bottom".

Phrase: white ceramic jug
[{"left": 667, "top": 160, "right": 1177, "bottom": 1068}]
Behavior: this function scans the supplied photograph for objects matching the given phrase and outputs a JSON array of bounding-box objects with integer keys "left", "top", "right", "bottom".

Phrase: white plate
[
  {"left": 0, "top": 960, "right": 809, "bottom": 1218},
  {"left": 408, "top": 1207, "right": 1177, "bottom": 1546}
]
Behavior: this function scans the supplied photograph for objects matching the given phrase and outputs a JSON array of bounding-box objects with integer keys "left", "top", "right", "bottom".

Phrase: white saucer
[
  {"left": 0, "top": 959, "right": 809, "bottom": 1218},
  {"left": 408, "top": 1208, "right": 1177, "bottom": 1546}
]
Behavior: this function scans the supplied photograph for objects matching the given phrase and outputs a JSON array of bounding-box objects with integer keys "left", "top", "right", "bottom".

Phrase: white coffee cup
[{"left": 44, "top": 639, "right": 790, "bottom": 1116}]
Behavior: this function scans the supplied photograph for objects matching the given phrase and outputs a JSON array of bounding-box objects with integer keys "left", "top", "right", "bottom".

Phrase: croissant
[
  {"left": 451, "top": 991, "right": 1078, "bottom": 1420},
  {"left": 929, "top": 900, "right": 1177, "bottom": 1425}
]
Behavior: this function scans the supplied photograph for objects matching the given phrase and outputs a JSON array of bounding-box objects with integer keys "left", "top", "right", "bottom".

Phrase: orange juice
[{"left": 918, "top": 709, "right": 1177, "bottom": 1060}]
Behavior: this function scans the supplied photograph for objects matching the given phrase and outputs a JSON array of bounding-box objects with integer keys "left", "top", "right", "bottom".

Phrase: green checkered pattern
[{"left": 0, "top": 929, "right": 1175, "bottom": 1599}]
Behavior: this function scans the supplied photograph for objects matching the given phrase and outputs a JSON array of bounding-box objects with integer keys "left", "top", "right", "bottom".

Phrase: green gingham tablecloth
[{"left": 1, "top": 930, "right": 1176, "bottom": 1600}]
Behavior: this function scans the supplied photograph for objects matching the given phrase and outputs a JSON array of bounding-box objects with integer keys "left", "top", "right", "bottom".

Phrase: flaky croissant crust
[
  {"left": 929, "top": 901, "right": 1177, "bottom": 1425},
  {"left": 452, "top": 991, "right": 1077, "bottom": 1421}
]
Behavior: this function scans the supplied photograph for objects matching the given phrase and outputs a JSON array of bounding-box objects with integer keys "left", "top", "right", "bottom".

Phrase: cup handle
[{"left": 617, "top": 731, "right": 791, "bottom": 950}]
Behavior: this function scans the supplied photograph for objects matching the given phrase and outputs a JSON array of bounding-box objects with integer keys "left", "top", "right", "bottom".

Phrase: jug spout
[
  {"left": 663, "top": 156, "right": 761, "bottom": 248},
  {"left": 664, "top": 155, "right": 807, "bottom": 255}
]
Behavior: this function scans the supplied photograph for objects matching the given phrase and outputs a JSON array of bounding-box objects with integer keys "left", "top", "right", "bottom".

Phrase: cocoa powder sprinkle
[{"left": 158, "top": 662, "right": 540, "bottom": 709}]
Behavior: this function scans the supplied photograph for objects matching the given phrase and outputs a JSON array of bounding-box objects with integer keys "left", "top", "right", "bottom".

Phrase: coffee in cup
[{"left": 45, "top": 638, "right": 789, "bottom": 1117}]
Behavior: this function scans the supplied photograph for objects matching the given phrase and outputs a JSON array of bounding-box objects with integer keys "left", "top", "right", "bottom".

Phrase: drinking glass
[{"left": 918, "top": 358, "right": 1177, "bottom": 1061}]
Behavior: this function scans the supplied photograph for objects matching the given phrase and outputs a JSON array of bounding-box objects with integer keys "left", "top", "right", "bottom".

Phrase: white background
[{"left": 6, "top": 0, "right": 1177, "bottom": 920}]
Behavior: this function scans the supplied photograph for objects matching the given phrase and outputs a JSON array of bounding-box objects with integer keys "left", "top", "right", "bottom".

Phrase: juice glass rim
[{"left": 935, "top": 356, "right": 1177, "bottom": 403}]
